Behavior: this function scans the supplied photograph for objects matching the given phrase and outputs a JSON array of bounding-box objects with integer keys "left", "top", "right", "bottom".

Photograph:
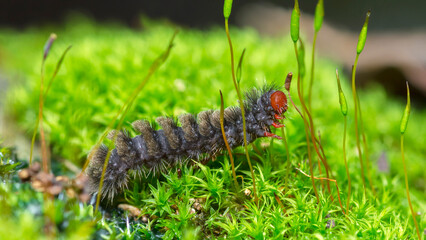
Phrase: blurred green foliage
[
  {"left": 0, "top": 148, "right": 97, "bottom": 240},
  {"left": 0, "top": 16, "right": 425, "bottom": 238}
]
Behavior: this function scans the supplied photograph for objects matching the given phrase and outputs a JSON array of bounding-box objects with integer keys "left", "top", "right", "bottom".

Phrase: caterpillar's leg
[
  {"left": 274, "top": 114, "right": 284, "bottom": 120},
  {"left": 272, "top": 122, "right": 285, "bottom": 128},
  {"left": 264, "top": 131, "right": 282, "bottom": 140}
]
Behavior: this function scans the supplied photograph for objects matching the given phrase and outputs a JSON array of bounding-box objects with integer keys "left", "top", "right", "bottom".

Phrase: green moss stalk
[
  {"left": 219, "top": 90, "right": 239, "bottom": 190},
  {"left": 223, "top": 0, "right": 258, "bottom": 204},
  {"left": 291, "top": 0, "right": 336, "bottom": 202},
  {"left": 30, "top": 44, "right": 72, "bottom": 167},
  {"left": 400, "top": 82, "right": 421, "bottom": 240},
  {"left": 291, "top": 0, "right": 320, "bottom": 203},
  {"left": 30, "top": 33, "right": 57, "bottom": 171},
  {"left": 336, "top": 69, "right": 351, "bottom": 214},
  {"left": 45, "top": 45, "right": 72, "bottom": 96},
  {"left": 357, "top": 94, "right": 376, "bottom": 195},
  {"left": 30, "top": 33, "right": 67, "bottom": 238},
  {"left": 31, "top": 36, "right": 72, "bottom": 167},
  {"left": 308, "top": 0, "right": 324, "bottom": 110},
  {"left": 282, "top": 127, "right": 290, "bottom": 193},
  {"left": 283, "top": 73, "right": 292, "bottom": 195},
  {"left": 351, "top": 11, "right": 370, "bottom": 194},
  {"left": 236, "top": 48, "right": 246, "bottom": 86}
]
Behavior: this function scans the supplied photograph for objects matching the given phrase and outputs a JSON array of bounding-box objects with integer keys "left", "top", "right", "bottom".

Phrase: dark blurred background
[
  {"left": 1, "top": 0, "right": 426, "bottom": 102},
  {"left": 1, "top": 0, "right": 426, "bottom": 31}
]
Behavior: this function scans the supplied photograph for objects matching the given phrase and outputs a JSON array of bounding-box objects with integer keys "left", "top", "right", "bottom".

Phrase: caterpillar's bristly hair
[
  {"left": 87, "top": 144, "right": 130, "bottom": 200},
  {"left": 197, "top": 110, "right": 214, "bottom": 137},
  {"left": 133, "top": 120, "right": 159, "bottom": 157},
  {"left": 86, "top": 85, "right": 288, "bottom": 200},
  {"left": 178, "top": 113, "right": 198, "bottom": 142},
  {"left": 156, "top": 116, "right": 180, "bottom": 149}
]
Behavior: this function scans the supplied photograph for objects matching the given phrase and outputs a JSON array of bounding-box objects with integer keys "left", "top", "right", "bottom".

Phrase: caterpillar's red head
[{"left": 270, "top": 90, "right": 288, "bottom": 115}]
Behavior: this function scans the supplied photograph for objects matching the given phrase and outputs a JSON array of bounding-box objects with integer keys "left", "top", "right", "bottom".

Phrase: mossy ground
[{"left": 0, "top": 16, "right": 425, "bottom": 239}]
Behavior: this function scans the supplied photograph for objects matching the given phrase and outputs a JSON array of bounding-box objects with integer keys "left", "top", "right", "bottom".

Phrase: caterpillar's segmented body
[{"left": 86, "top": 85, "right": 288, "bottom": 200}]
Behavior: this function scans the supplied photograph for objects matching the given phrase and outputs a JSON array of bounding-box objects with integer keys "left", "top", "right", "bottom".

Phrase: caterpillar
[{"left": 86, "top": 85, "right": 288, "bottom": 200}]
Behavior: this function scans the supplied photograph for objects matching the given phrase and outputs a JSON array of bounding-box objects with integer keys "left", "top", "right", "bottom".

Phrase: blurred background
[{"left": 1, "top": 0, "right": 426, "bottom": 102}]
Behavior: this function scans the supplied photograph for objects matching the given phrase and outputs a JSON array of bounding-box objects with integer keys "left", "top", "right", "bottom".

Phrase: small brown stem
[
  {"left": 282, "top": 126, "right": 291, "bottom": 195},
  {"left": 296, "top": 168, "right": 346, "bottom": 215},
  {"left": 401, "top": 135, "right": 421, "bottom": 240},
  {"left": 219, "top": 90, "right": 240, "bottom": 190},
  {"left": 39, "top": 60, "right": 49, "bottom": 173},
  {"left": 343, "top": 116, "right": 351, "bottom": 214},
  {"left": 293, "top": 41, "right": 333, "bottom": 199},
  {"left": 289, "top": 94, "right": 333, "bottom": 186},
  {"left": 357, "top": 94, "right": 376, "bottom": 195},
  {"left": 274, "top": 192, "right": 286, "bottom": 213},
  {"left": 44, "top": 45, "right": 72, "bottom": 96},
  {"left": 308, "top": 31, "right": 318, "bottom": 110},
  {"left": 351, "top": 60, "right": 367, "bottom": 194},
  {"left": 225, "top": 18, "right": 258, "bottom": 204},
  {"left": 294, "top": 42, "right": 319, "bottom": 204}
]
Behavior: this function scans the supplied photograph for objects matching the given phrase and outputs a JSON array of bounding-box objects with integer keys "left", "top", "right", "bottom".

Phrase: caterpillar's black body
[{"left": 86, "top": 85, "right": 288, "bottom": 200}]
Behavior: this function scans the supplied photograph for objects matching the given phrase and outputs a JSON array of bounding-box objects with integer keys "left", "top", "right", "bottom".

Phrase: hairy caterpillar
[{"left": 86, "top": 85, "right": 288, "bottom": 200}]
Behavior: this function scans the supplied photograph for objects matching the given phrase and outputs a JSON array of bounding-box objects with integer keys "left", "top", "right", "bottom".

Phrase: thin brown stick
[
  {"left": 225, "top": 18, "right": 258, "bottom": 204},
  {"left": 289, "top": 94, "right": 332, "bottom": 181},
  {"left": 30, "top": 45, "right": 72, "bottom": 168},
  {"left": 35, "top": 34, "right": 57, "bottom": 238},
  {"left": 300, "top": 91, "right": 333, "bottom": 196},
  {"left": 282, "top": 126, "right": 291, "bottom": 195},
  {"left": 219, "top": 90, "right": 239, "bottom": 190},
  {"left": 307, "top": 31, "right": 318, "bottom": 110},
  {"left": 342, "top": 116, "right": 351, "bottom": 213},
  {"left": 316, "top": 131, "right": 325, "bottom": 191},
  {"left": 39, "top": 53, "right": 49, "bottom": 172},
  {"left": 317, "top": 149, "right": 324, "bottom": 191},
  {"left": 293, "top": 42, "right": 333, "bottom": 199},
  {"left": 351, "top": 62, "right": 367, "bottom": 194},
  {"left": 357, "top": 94, "right": 376, "bottom": 195},
  {"left": 293, "top": 43, "right": 320, "bottom": 204},
  {"left": 295, "top": 168, "right": 346, "bottom": 215},
  {"left": 30, "top": 34, "right": 61, "bottom": 167},
  {"left": 274, "top": 192, "right": 286, "bottom": 213},
  {"left": 401, "top": 136, "right": 421, "bottom": 239},
  {"left": 283, "top": 73, "right": 292, "bottom": 195},
  {"left": 45, "top": 45, "right": 73, "bottom": 96}
]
